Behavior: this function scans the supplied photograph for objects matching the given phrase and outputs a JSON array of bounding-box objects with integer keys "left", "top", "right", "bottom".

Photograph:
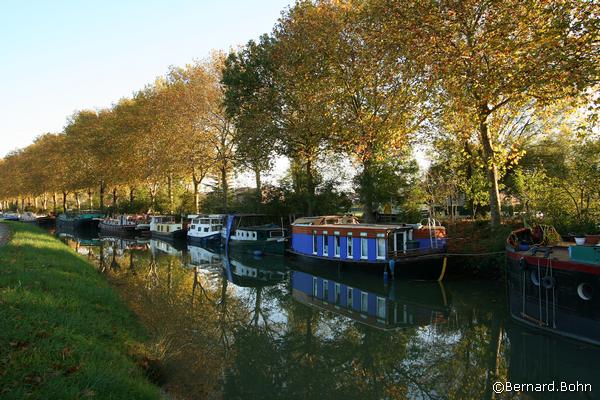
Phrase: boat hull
[
  {"left": 286, "top": 249, "right": 446, "bottom": 280},
  {"left": 57, "top": 217, "right": 99, "bottom": 230},
  {"left": 226, "top": 238, "right": 286, "bottom": 256},
  {"left": 151, "top": 229, "right": 186, "bottom": 240},
  {"left": 506, "top": 250, "right": 600, "bottom": 346},
  {"left": 188, "top": 232, "right": 221, "bottom": 244}
]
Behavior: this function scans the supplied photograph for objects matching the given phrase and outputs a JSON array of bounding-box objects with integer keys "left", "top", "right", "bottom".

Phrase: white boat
[
  {"left": 187, "top": 214, "right": 224, "bottom": 243},
  {"left": 149, "top": 215, "right": 185, "bottom": 240},
  {"left": 19, "top": 212, "right": 38, "bottom": 223}
]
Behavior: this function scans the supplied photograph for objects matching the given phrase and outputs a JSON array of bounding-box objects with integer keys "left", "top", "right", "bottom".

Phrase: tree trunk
[
  {"left": 42, "top": 193, "right": 47, "bottom": 211},
  {"left": 479, "top": 109, "right": 501, "bottom": 228},
  {"left": 254, "top": 166, "right": 262, "bottom": 211},
  {"left": 52, "top": 193, "right": 57, "bottom": 214},
  {"left": 221, "top": 167, "right": 229, "bottom": 212},
  {"left": 87, "top": 188, "right": 93, "bottom": 209},
  {"left": 167, "top": 174, "right": 174, "bottom": 213},
  {"left": 75, "top": 192, "right": 81, "bottom": 210},
  {"left": 129, "top": 186, "right": 135, "bottom": 208},
  {"left": 192, "top": 174, "right": 201, "bottom": 214},
  {"left": 306, "top": 158, "right": 314, "bottom": 216},
  {"left": 62, "top": 191, "right": 68, "bottom": 213},
  {"left": 112, "top": 187, "right": 118, "bottom": 208},
  {"left": 99, "top": 180, "right": 105, "bottom": 211}
]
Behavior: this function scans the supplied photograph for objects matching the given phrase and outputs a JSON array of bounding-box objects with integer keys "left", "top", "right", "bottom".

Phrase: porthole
[
  {"left": 577, "top": 283, "right": 593, "bottom": 301},
  {"left": 530, "top": 270, "right": 540, "bottom": 287}
]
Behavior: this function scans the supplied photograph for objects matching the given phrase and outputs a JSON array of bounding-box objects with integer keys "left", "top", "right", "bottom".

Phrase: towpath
[{"left": 0, "top": 223, "right": 10, "bottom": 246}]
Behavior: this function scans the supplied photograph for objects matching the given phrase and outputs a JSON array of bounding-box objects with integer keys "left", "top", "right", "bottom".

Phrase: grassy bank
[{"left": 0, "top": 222, "right": 161, "bottom": 399}]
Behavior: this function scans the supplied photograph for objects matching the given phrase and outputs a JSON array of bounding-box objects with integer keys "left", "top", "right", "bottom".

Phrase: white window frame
[
  {"left": 347, "top": 236, "right": 353, "bottom": 258},
  {"left": 334, "top": 235, "right": 340, "bottom": 257},
  {"left": 376, "top": 237, "right": 386, "bottom": 260},
  {"left": 323, "top": 279, "right": 329, "bottom": 299},
  {"left": 312, "top": 277, "right": 318, "bottom": 296},
  {"left": 312, "top": 234, "right": 318, "bottom": 255},
  {"left": 334, "top": 283, "right": 341, "bottom": 303},
  {"left": 323, "top": 234, "right": 329, "bottom": 256},
  {"left": 360, "top": 238, "right": 368, "bottom": 260}
]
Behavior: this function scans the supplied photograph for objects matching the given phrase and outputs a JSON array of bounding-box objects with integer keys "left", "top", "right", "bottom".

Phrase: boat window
[
  {"left": 197, "top": 227, "right": 202, "bottom": 231},
  {"left": 376, "top": 297, "right": 386, "bottom": 319},
  {"left": 376, "top": 238, "right": 386, "bottom": 259},
  {"left": 361, "top": 238, "right": 368, "bottom": 259},
  {"left": 347, "top": 287, "right": 353, "bottom": 308},
  {"left": 312, "top": 235, "right": 318, "bottom": 254},
  {"left": 204, "top": 227, "right": 209, "bottom": 232},
  {"left": 334, "top": 283, "right": 341, "bottom": 304},
  {"left": 252, "top": 232, "right": 256, "bottom": 239},
  {"left": 361, "top": 292, "right": 368, "bottom": 312},
  {"left": 312, "top": 277, "right": 318, "bottom": 296},
  {"left": 334, "top": 236, "right": 340, "bottom": 257},
  {"left": 323, "top": 280, "right": 329, "bottom": 300},
  {"left": 347, "top": 237, "right": 353, "bottom": 258},
  {"left": 200, "top": 219, "right": 210, "bottom": 224},
  {"left": 323, "top": 234, "right": 329, "bottom": 256},
  {"left": 270, "top": 231, "right": 283, "bottom": 237}
]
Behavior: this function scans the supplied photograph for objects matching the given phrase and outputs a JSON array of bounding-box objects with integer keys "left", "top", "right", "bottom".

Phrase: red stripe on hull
[{"left": 506, "top": 250, "right": 600, "bottom": 276}]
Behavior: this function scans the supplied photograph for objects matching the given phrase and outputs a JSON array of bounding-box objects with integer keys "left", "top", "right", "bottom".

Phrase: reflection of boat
[
  {"left": 222, "top": 214, "right": 287, "bottom": 255},
  {"left": 150, "top": 238, "right": 186, "bottom": 256},
  {"left": 223, "top": 253, "right": 288, "bottom": 287},
  {"left": 57, "top": 210, "right": 104, "bottom": 230},
  {"left": 56, "top": 228, "right": 101, "bottom": 247},
  {"left": 506, "top": 322, "right": 596, "bottom": 399},
  {"left": 99, "top": 235, "right": 149, "bottom": 252},
  {"left": 290, "top": 266, "right": 450, "bottom": 330},
  {"left": 149, "top": 215, "right": 186, "bottom": 240},
  {"left": 506, "top": 226, "right": 600, "bottom": 345},
  {"left": 187, "top": 214, "right": 224, "bottom": 243},
  {"left": 289, "top": 216, "right": 448, "bottom": 279},
  {"left": 188, "top": 243, "right": 222, "bottom": 267}
]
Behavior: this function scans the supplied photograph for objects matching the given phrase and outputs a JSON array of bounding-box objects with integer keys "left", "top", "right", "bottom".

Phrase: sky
[{"left": 0, "top": 0, "right": 292, "bottom": 158}]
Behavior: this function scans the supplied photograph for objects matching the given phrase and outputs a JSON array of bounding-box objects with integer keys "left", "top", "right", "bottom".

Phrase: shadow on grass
[{"left": 0, "top": 222, "right": 161, "bottom": 399}]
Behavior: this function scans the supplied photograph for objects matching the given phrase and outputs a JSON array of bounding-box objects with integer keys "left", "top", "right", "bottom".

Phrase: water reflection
[{"left": 55, "top": 230, "right": 600, "bottom": 400}]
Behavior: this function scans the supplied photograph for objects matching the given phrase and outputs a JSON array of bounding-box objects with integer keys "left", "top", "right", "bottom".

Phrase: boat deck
[{"left": 513, "top": 242, "right": 574, "bottom": 262}]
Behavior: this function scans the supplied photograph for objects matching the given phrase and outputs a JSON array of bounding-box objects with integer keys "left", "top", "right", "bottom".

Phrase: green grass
[{"left": 0, "top": 222, "right": 161, "bottom": 400}]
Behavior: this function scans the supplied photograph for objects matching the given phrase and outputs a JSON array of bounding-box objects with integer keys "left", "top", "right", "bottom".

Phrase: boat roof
[
  {"left": 292, "top": 215, "right": 420, "bottom": 230},
  {"left": 188, "top": 214, "right": 224, "bottom": 219}
]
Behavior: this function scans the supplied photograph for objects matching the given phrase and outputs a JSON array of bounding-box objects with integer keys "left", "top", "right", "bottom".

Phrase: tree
[{"left": 390, "top": 0, "right": 599, "bottom": 227}]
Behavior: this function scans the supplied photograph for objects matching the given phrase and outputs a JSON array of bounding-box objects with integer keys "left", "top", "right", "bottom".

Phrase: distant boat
[
  {"left": 506, "top": 226, "right": 600, "bottom": 346},
  {"left": 149, "top": 215, "right": 186, "bottom": 240},
  {"left": 1, "top": 212, "right": 20, "bottom": 221},
  {"left": 57, "top": 210, "right": 104, "bottom": 230},
  {"left": 99, "top": 215, "right": 138, "bottom": 236},
  {"left": 288, "top": 215, "right": 448, "bottom": 280},
  {"left": 18, "top": 211, "right": 38, "bottom": 223},
  {"left": 187, "top": 214, "right": 224, "bottom": 243},
  {"left": 222, "top": 214, "right": 287, "bottom": 255}
]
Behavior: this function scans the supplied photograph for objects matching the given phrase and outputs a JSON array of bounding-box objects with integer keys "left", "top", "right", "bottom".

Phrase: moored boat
[
  {"left": 149, "top": 215, "right": 186, "bottom": 240},
  {"left": 99, "top": 215, "right": 138, "bottom": 236},
  {"left": 57, "top": 210, "right": 104, "bottom": 230},
  {"left": 187, "top": 214, "right": 224, "bottom": 243},
  {"left": 506, "top": 225, "right": 600, "bottom": 346},
  {"left": 288, "top": 215, "right": 448, "bottom": 279},
  {"left": 19, "top": 211, "right": 38, "bottom": 223},
  {"left": 222, "top": 214, "right": 287, "bottom": 255}
]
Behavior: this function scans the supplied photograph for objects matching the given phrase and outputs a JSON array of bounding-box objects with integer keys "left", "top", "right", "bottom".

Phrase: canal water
[{"left": 55, "top": 230, "right": 599, "bottom": 400}]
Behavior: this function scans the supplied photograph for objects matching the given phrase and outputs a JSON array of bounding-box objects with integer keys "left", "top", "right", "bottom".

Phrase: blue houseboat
[
  {"left": 291, "top": 268, "right": 450, "bottom": 330},
  {"left": 289, "top": 215, "right": 448, "bottom": 279}
]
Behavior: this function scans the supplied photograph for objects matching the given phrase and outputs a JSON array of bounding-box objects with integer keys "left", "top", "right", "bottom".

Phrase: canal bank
[{"left": 0, "top": 222, "right": 161, "bottom": 399}]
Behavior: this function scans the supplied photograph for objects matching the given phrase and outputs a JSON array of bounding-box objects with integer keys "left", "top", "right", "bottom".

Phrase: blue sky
[{"left": 0, "top": 0, "right": 292, "bottom": 157}]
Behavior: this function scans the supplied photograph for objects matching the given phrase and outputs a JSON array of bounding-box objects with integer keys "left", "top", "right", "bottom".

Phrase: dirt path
[{"left": 0, "top": 223, "right": 10, "bottom": 246}]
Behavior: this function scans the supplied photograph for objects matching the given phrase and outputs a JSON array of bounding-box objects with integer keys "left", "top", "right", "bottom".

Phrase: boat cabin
[
  {"left": 291, "top": 215, "right": 446, "bottom": 263},
  {"left": 188, "top": 214, "right": 223, "bottom": 239},
  {"left": 149, "top": 215, "right": 182, "bottom": 234}
]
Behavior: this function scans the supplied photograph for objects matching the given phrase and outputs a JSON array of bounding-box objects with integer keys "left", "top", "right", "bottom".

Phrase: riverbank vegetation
[
  {"left": 0, "top": 222, "right": 161, "bottom": 399},
  {"left": 0, "top": 0, "right": 598, "bottom": 232}
]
